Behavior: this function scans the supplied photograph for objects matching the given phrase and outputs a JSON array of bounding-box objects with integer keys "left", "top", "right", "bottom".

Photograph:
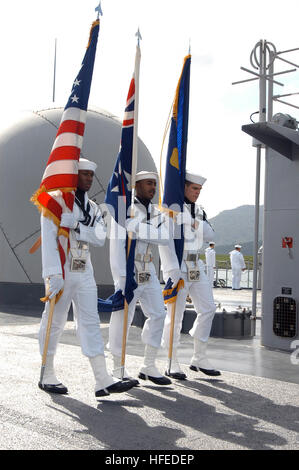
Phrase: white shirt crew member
[
  {"left": 205, "top": 244, "right": 216, "bottom": 287},
  {"left": 159, "top": 170, "right": 220, "bottom": 379},
  {"left": 230, "top": 246, "right": 246, "bottom": 290},
  {"left": 108, "top": 170, "right": 172, "bottom": 385},
  {"left": 39, "top": 189, "right": 107, "bottom": 359}
]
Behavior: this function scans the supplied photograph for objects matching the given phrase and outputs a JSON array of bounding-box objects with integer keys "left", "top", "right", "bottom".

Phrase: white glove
[
  {"left": 125, "top": 213, "right": 144, "bottom": 233},
  {"left": 48, "top": 274, "right": 64, "bottom": 299},
  {"left": 99, "top": 210, "right": 108, "bottom": 227},
  {"left": 167, "top": 269, "right": 181, "bottom": 287},
  {"left": 61, "top": 213, "right": 78, "bottom": 229},
  {"left": 116, "top": 276, "right": 126, "bottom": 294},
  {"left": 176, "top": 211, "right": 191, "bottom": 225}
]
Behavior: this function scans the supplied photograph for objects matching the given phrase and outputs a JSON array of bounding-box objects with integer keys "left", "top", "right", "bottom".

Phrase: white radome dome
[{"left": 0, "top": 106, "right": 156, "bottom": 287}]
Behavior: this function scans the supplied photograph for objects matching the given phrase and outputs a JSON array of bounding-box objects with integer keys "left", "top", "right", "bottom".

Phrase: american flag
[{"left": 31, "top": 20, "right": 100, "bottom": 285}]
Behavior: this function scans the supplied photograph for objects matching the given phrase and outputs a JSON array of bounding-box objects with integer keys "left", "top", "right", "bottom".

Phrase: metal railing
[
  {"left": 159, "top": 257, "right": 261, "bottom": 290},
  {"left": 214, "top": 260, "right": 259, "bottom": 289}
]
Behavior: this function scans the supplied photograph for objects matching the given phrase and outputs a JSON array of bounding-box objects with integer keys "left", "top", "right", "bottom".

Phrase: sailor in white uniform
[
  {"left": 108, "top": 171, "right": 171, "bottom": 385},
  {"left": 205, "top": 242, "right": 216, "bottom": 288},
  {"left": 230, "top": 244, "right": 246, "bottom": 290},
  {"left": 159, "top": 171, "right": 220, "bottom": 379},
  {"left": 38, "top": 158, "right": 135, "bottom": 397}
]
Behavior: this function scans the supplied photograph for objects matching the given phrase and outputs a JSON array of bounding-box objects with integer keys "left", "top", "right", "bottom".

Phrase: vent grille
[{"left": 273, "top": 296, "right": 297, "bottom": 338}]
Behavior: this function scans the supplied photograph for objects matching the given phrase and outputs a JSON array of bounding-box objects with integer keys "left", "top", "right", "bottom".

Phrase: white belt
[
  {"left": 184, "top": 252, "right": 200, "bottom": 282},
  {"left": 185, "top": 253, "right": 200, "bottom": 262},
  {"left": 135, "top": 253, "right": 153, "bottom": 263},
  {"left": 70, "top": 238, "right": 89, "bottom": 273},
  {"left": 135, "top": 245, "right": 152, "bottom": 284}
]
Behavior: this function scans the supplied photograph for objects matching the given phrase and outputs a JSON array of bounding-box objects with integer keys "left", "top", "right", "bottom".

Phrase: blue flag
[
  {"left": 98, "top": 289, "right": 124, "bottom": 313},
  {"left": 161, "top": 55, "right": 191, "bottom": 303},
  {"left": 162, "top": 54, "right": 191, "bottom": 268}
]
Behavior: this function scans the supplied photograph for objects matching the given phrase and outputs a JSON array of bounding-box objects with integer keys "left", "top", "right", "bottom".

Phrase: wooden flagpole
[
  {"left": 167, "top": 298, "right": 177, "bottom": 375},
  {"left": 39, "top": 295, "right": 56, "bottom": 385}
]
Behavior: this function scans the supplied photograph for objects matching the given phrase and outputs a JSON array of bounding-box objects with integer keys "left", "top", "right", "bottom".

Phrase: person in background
[
  {"left": 205, "top": 241, "right": 216, "bottom": 288},
  {"left": 229, "top": 244, "right": 246, "bottom": 290}
]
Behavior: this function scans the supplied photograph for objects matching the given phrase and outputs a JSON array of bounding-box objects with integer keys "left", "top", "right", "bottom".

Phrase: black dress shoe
[
  {"left": 122, "top": 377, "right": 140, "bottom": 387},
  {"left": 38, "top": 382, "right": 68, "bottom": 394},
  {"left": 165, "top": 370, "right": 187, "bottom": 380},
  {"left": 189, "top": 365, "right": 221, "bottom": 376},
  {"left": 95, "top": 379, "right": 136, "bottom": 397},
  {"left": 138, "top": 372, "right": 172, "bottom": 385}
]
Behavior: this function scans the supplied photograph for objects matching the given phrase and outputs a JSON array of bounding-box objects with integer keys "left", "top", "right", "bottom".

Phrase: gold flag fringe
[
  {"left": 163, "top": 279, "right": 185, "bottom": 304},
  {"left": 159, "top": 205, "right": 178, "bottom": 219},
  {"left": 31, "top": 187, "right": 70, "bottom": 304},
  {"left": 30, "top": 186, "right": 75, "bottom": 236},
  {"left": 87, "top": 19, "right": 100, "bottom": 49},
  {"left": 173, "top": 54, "right": 191, "bottom": 122}
]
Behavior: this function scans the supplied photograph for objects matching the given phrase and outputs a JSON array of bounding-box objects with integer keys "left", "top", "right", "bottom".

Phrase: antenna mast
[
  {"left": 232, "top": 40, "right": 299, "bottom": 317},
  {"left": 52, "top": 38, "right": 57, "bottom": 103}
]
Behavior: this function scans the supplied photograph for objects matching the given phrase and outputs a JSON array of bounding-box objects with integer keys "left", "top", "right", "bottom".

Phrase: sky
[{"left": 1, "top": 0, "right": 299, "bottom": 217}]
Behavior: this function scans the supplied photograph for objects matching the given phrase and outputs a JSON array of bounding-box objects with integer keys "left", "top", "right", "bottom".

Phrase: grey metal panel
[
  {"left": 261, "top": 146, "right": 299, "bottom": 351},
  {"left": 243, "top": 123, "right": 299, "bottom": 350},
  {"left": 0, "top": 112, "right": 54, "bottom": 248},
  {"left": 0, "top": 281, "right": 115, "bottom": 310},
  {"left": 262, "top": 210, "right": 298, "bottom": 290},
  {"left": 264, "top": 150, "right": 299, "bottom": 211},
  {"left": 0, "top": 228, "right": 30, "bottom": 283},
  {"left": 242, "top": 122, "right": 299, "bottom": 160},
  {"left": 13, "top": 233, "right": 43, "bottom": 284}
]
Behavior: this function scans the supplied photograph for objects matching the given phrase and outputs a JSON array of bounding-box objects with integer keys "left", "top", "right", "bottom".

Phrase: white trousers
[
  {"left": 108, "top": 274, "right": 166, "bottom": 357},
  {"left": 206, "top": 266, "right": 215, "bottom": 288},
  {"left": 232, "top": 268, "right": 242, "bottom": 289},
  {"left": 39, "top": 260, "right": 104, "bottom": 358},
  {"left": 162, "top": 270, "right": 216, "bottom": 349}
]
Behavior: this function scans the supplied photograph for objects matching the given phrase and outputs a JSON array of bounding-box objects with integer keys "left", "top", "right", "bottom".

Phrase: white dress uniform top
[
  {"left": 159, "top": 203, "right": 216, "bottom": 348},
  {"left": 205, "top": 245, "right": 216, "bottom": 287},
  {"left": 229, "top": 245, "right": 246, "bottom": 290},
  {"left": 108, "top": 200, "right": 170, "bottom": 375},
  {"left": 108, "top": 170, "right": 172, "bottom": 384},
  {"left": 39, "top": 191, "right": 106, "bottom": 358}
]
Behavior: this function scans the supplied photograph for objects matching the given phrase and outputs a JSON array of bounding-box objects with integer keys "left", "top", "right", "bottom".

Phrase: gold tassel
[{"left": 40, "top": 288, "right": 63, "bottom": 304}]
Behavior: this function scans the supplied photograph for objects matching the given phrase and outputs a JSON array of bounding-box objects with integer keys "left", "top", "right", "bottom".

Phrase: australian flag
[
  {"left": 105, "top": 77, "right": 135, "bottom": 225},
  {"left": 99, "top": 51, "right": 141, "bottom": 312},
  {"left": 162, "top": 54, "right": 191, "bottom": 302}
]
